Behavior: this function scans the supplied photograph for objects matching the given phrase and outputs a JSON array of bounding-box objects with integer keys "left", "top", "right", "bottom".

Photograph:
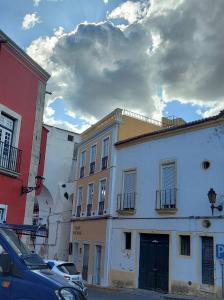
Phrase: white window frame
[
  {"left": 0, "top": 104, "right": 21, "bottom": 148},
  {"left": 0, "top": 204, "right": 8, "bottom": 223},
  {"left": 87, "top": 183, "right": 94, "bottom": 205},
  {"left": 80, "top": 150, "right": 86, "bottom": 168},
  {"left": 77, "top": 186, "right": 83, "bottom": 207},
  {"left": 101, "top": 136, "right": 109, "bottom": 158},
  {"left": 98, "top": 178, "right": 106, "bottom": 203},
  {"left": 90, "top": 144, "right": 97, "bottom": 163},
  {"left": 122, "top": 169, "right": 137, "bottom": 194}
]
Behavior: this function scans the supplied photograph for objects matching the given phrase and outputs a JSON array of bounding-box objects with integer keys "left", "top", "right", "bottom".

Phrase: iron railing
[
  {"left": 89, "top": 161, "right": 95, "bottom": 175},
  {"left": 80, "top": 166, "right": 84, "bottom": 178},
  {"left": 101, "top": 156, "right": 108, "bottom": 170},
  {"left": 76, "top": 205, "right": 81, "bottom": 217},
  {"left": 0, "top": 141, "right": 22, "bottom": 173},
  {"left": 87, "top": 203, "right": 92, "bottom": 216},
  {"left": 117, "top": 192, "right": 136, "bottom": 211},
  {"left": 98, "top": 201, "right": 104, "bottom": 215},
  {"left": 156, "top": 188, "right": 177, "bottom": 209}
]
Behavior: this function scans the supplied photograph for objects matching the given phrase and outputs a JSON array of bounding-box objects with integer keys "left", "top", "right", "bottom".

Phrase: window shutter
[
  {"left": 124, "top": 172, "right": 136, "bottom": 194},
  {"left": 162, "top": 163, "right": 175, "bottom": 190}
]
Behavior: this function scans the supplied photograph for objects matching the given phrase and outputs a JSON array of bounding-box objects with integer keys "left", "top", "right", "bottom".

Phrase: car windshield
[
  {"left": 0, "top": 228, "right": 47, "bottom": 270},
  {"left": 58, "top": 263, "right": 78, "bottom": 275}
]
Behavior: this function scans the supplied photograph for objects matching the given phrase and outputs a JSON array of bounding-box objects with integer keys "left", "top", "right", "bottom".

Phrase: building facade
[
  {"left": 70, "top": 108, "right": 163, "bottom": 286},
  {"left": 33, "top": 125, "right": 80, "bottom": 260},
  {"left": 109, "top": 110, "right": 224, "bottom": 298},
  {"left": 0, "top": 30, "right": 50, "bottom": 225}
]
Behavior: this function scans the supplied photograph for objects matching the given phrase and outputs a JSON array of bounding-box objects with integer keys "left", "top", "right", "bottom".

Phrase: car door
[{"left": 0, "top": 244, "right": 12, "bottom": 300}]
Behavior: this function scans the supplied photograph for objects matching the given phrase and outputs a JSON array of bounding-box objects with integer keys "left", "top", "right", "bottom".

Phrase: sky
[{"left": 1, "top": 0, "right": 224, "bottom": 133}]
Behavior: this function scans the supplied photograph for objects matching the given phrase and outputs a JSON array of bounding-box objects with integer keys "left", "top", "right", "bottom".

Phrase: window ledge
[
  {"left": 0, "top": 167, "right": 20, "bottom": 178},
  {"left": 117, "top": 209, "right": 136, "bottom": 216},
  {"left": 156, "top": 208, "right": 177, "bottom": 214}
]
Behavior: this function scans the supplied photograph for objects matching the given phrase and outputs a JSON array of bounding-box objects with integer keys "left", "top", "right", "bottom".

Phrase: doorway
[{"left": 139, "top": 234, "right": 169, "bottom": 292}]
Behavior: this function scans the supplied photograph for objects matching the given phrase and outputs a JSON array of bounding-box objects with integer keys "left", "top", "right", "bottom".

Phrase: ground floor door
[
  {"left": 93, "top": 245, "right": 102, "bottom": 285},
  {"left": 139, "top": 234, "right": 169, "bottom": 292},
  {"left": 201, "top": 236, "right": 214, "bottom": 285},
  {"left": 82, "top": 244, "right": 89, "bottom": 281}
]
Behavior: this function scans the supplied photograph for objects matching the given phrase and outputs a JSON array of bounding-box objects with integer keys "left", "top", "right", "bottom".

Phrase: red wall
[{"left": 0, "top": 43, "right": 47, "bottom": 224}]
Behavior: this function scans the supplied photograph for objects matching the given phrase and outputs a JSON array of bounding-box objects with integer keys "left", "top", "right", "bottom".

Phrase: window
[
  {"left": 0, "top": 205, "right": 7, "bottom": 223},
  {"left": 124, "top": 232, "right": 132, "bottom": 250},
  {"left": 101, "top": 137, "right": 109, "bottom": 170},
  {"left": 90, "top": 145, "right": 96, "bottom": 163},
  {"left": 0, "top": 243, "right": 10, "bottom": 276},
  {"left": 90, "top": 145, "right": 96, "bottom": 174},
  {"left": 98, "top": 179, "right": 106, "bottom": 215},
  {"left": 80, "top": 150, "right": 86, "bottom": 178},
  {"left": 159, "top": 162, "right": 176, "bottom": 208},
  {"left": 87, "top": 183, "right": 94, "bottom": 216},
  {"left": 121, "top": 170, "right": 136, "bottom": 210},
  {"left": 76, "top": 187, "right": 82, "bottom": 217},
  {"left": 0, "top": 106, "right": 22, "bottom": 174},
  {"left": 180, "top": 235, "right": 190, "bottom": 256},
  {"left": 67, "top": 134, "right": 74, "bottom": 142}
]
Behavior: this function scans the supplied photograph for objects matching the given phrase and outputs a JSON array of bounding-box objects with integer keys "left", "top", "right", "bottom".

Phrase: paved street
[{"left": 88, "top": 287, "right": 164, "bottom": 300}]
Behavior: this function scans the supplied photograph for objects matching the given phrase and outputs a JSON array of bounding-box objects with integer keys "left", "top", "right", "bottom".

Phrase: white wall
[
  {"left": 111, "top": 124, "right": 224, "bottom": 295},
  {"left": 35, "top": 126, "right": 80, "bottom": 260}
]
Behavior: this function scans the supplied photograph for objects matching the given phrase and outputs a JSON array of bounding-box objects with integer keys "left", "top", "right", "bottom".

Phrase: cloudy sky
[{"left": 1, "top": 0, "right": 224, "bottom": 132}]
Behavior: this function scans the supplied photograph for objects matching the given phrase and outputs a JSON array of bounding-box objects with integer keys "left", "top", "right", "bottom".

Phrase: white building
[
  {"left": 34, "top": 125, "right": 80, "bottom": 260},
  {"left": 108, "top": 110, "right": 224, "bottom": 298}
]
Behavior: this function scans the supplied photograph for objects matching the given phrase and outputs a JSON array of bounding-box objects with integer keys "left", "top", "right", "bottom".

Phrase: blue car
[{"left": 0, "top": 224, "right": 87, "bottom": 300}]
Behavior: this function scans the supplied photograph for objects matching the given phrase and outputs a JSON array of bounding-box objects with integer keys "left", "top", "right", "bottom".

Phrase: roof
[
  {"left": 115, "top": 110, "right": 224, "bottom": 148},
  {"left": 43, "top": 124, "right": 80, "bottom": 135},
  {"left": 0, "top": 30, "right": 50, "bottom": 81}
]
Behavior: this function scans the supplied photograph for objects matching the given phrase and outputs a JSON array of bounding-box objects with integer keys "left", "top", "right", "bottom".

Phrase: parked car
[
  {"left": 0, "top": 224, "right": 87, "bottom": 300},
  {"left": 46, "top": 260, "right": 87, "bottom": 296}
]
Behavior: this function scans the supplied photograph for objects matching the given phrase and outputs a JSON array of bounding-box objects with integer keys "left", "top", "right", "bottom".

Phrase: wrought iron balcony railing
[
  {"left": 0, "top": 141, "right": 22, "bottom": 173},
  {"left": 80, "top": 166, "right": 84, "bottom": 178},
  {"left": 87, "top": 203, "right": 92, "bottom": 216},
  {"left": 101, "top": 156, "right": 108, "bottom": 170},
  {"left": 98, "top": 201, "right": 104, "bottom": 215},
  {"left": 117, "top": 192, "right": 136, "bottom": 212},
  {"left": 76, "top": 205, "right": 81, "bottom": 217},
  {"left": 156, "top": 188, "right": 177, "bottom": 210},
  {"left": 89, "top": 161, "right": 95, "bottom": 175}
]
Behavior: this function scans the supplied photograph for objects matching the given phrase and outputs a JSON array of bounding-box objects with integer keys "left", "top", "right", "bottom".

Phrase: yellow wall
[{"left": 118, "top": 115, "right": 161, "bottom": 141}]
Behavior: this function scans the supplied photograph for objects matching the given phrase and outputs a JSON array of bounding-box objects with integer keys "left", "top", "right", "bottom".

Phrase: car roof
[{"left": 45, "top": 260, "right": 73, "bottom": 266}]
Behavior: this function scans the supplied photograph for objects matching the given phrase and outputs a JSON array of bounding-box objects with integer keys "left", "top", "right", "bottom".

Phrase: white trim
[
  {"left": 97, "top": 178, "right": 107, "bottom": 214},
  {"left": 0, "top": 204, "right": 8, "bottom": 222},
  {"left": 0, "top": 104, "right": 22, "bottom": 148},
  {"left": 100, "top": 135, "right": 110, "bottom": 170}
]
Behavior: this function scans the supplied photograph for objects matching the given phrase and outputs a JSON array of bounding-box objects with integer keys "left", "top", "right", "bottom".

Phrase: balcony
[
  {"left": 98, "top": 201, "right": 104, "bottom": 215},
  {"left": 89, "top": 161, "right": 95, "bottom": 175},
  {"left": 80, "top": 166, "right": 84, "bottom": 178},
  {"left": 87, "top": 203, "right": 92, "bottom": 216},
  {"left": 76, "top": 205, "right": 81, "bottom": 217},
  {"left": 156, "top": 188, "right": 177, "bottom": 214},
  {"left": 0, "top": 141, "right": 22, "bottom": 174},
  {"left": 117, "top": 192, "right": 136, "bottom": 215},
  {"left": 101, "top": 156, "right": 108, "bottom": 170}
]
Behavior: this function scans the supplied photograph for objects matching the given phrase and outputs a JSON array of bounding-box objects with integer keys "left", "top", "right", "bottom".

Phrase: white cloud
[
  {"left": 22, "top": 13, "right": 41, "bottom": 30},
  {"left": 33, "top": 0, "right": 41, "bottom": 6},
  {"left": 103, "top": 0, "right": 108, "bottom": 3},
  {"left": 108, "top": 1, "right": 149, "bottom": 24},
  {"left": 27, "top": 0, "right": 224, "bottom": 122}
]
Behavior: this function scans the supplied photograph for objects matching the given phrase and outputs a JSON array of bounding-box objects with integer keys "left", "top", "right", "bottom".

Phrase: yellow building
[{"left": 70, "top": 108, "right": 164, "bottom": 286}]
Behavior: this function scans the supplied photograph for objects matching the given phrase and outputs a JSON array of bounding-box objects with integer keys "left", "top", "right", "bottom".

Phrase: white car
[{"left": 45, "top": 260, "right": 87, "bottom": 296}]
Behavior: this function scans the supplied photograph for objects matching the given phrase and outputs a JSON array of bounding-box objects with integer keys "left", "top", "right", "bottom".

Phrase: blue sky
[{"left": 1, "top": 0, "right": 223, "bottom": 132}]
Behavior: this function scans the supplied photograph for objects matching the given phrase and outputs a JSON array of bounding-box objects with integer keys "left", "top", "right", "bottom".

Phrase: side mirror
[{"left": 0, "top": 253, "right": 12, "bottom": 276}]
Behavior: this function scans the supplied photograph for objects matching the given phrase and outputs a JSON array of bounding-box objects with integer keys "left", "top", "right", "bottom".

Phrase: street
[{"left": 88, "top": 287, "right": 164, "bottom": 300}]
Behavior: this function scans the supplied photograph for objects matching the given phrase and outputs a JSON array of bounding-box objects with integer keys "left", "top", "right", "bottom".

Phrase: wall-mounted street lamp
[
  {"left": 208, "top": 188, "right": 223, "bottom": 215},
  {"left": 21, "top": 176, "right": 45, "bottom": 195}
]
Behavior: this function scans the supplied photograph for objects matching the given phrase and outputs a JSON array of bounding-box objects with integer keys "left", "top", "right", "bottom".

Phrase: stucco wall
[{"left": 110, "top": 123, "right": 224, "bottom": 297}]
